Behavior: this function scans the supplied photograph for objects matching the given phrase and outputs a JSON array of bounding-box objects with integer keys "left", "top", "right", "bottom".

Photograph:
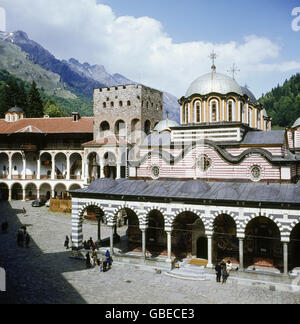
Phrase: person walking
[
  {"left": 221, "top": 264, "right": 228, "bottom": 284},
  {"left": 64, "top": 236, "right": 70, "bottom": 249},
  {"left": 85, "top": 252, "right": 91, "bottom": 269},
  {"left": 102, "top": 254, "right": 108, "bottom": 272},
  {"left": 105, "top": 250, "right": 112, "bottom": 269},
  {"left": 92, "top": 249, "right": 98, "bottom": 268},
  {"left": 25, "top": 233, "right": 30, "bottom": 248},
  {"left": 226, "top": 260, "right": 232, "bottom": 279},
  {"left": 215, "top": 263, "right": 222, "bottom": 283}
]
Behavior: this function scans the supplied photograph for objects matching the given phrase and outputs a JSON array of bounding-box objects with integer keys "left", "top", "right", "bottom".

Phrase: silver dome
[
  {"left": 241, "top": 86, "right": 257, "bottom": 104},
  {"left": 186, "top": 71, "right": 243, "bottom": 97},
  {"left": 153, "top": 119, "right": 179, "bottom": 133}
]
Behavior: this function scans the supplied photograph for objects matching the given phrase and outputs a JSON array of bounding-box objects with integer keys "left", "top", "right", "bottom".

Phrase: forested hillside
[
  {"left": 0, "top": 69, "right": 93, "bottom": 118},
  {"left": 259, "top": 74, "right": 300, "bottom": 128}
]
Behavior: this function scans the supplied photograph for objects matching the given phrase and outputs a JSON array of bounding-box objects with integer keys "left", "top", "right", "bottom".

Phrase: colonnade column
[
  {"left": 37, "top": 157, "right": 41, "bottom": 180},
  {"left": 66, "top": 155, "right": 70, "bottom": 180},
  {"left": 8, "top": 155, "right": 12, "bottom": 180},
  {"left": 140, "top": 226, "right": 147, "bottom": 259},
  {"left": 100, "top": 162, "right": 105, "bottom": 179},
  {"left": 8, "top": 188, "right": 12, "bottom": 202},
  {"left": 22, "top": 188, "right": 26, "bottom": 201},
  {"left": 207, "top": 234, "right": 213, "bottom": 268},
  {"left": 81, "top": 157, "right": 85, "bottom": 181},
  {"left": 109, "top": 225, "right": 114, "bottom": 255},
  {"left": 166, "top": 228, "right": 173, "bottom": 263},
  {"left": 37, "top": 189, "right": 40, "bottom": 200},
  {"left": 239, "top": 238, "right": 244, "bottom": 271},
  {"left": 116, "top": 163, "right": 121, "bottom": 179},
  {"left": 22, "top": 155, "right": 26, "bottom": 180},
  {"left": 283, "top": 241, "right": 289, "bottom": 276},
  {"left": 51, "top": 155, "right": 55, "bottom": 180}
]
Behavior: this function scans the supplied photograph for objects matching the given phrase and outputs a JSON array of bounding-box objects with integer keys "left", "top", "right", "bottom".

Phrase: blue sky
[{"left": 1, "top": 0, "right": 300, "bottom": 99}]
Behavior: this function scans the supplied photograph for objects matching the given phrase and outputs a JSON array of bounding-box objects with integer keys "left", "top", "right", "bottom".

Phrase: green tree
[
  {"left": 27, "top": 81, "right": 44, "bottom": 118},
  {"left": 44, "top": 103, "right": 65, "bottom": 117}
]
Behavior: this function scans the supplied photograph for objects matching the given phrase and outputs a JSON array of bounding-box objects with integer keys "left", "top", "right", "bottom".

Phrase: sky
[{"left": 0, "top": 0, "right": 300, "bottom": 99}]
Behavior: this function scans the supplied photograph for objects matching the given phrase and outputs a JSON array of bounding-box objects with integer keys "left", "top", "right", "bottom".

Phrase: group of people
[
  {"left": 86, "top": 249, "right": 113, "bottom": 273},
  {"left": 215, "top": 260, "right": 232, "bottom": 284},
  {"left": 17, "top": 226, "right": 30, "bottom": 248},
  {"left": 83, "top": 237, "right": 97, "bottom": 250}
]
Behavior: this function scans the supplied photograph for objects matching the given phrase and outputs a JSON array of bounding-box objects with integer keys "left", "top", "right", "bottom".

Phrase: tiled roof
[
  {"left": 0, "top": 117, "right": 94, "bottom": 134},
  {"left": 71, "top": 179, "right": 300, "bottom": 205},
  {"left": 241, "top": 130, "right": 285, "bottom": 145},
  {"left": 83, "top": 136, "right": 130, "bottom": 147}
]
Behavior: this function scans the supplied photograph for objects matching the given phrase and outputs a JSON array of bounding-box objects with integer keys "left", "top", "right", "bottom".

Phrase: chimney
[{"left": 72, "top": 112, "right": 81, "bottom": 122}]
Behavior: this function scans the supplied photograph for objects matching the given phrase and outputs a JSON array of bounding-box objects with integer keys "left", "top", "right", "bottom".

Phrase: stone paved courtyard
[{"left": 0, "top": 200, "right": 299, "bottom": 304}]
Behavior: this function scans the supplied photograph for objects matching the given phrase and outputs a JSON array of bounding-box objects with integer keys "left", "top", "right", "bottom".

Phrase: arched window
[
  {"left": 127, "top": 101, "right": 131, "bottom": 106},
  {"left": 119, "top": 101, "right": 123, "bottom": 107},
  {"left": 195, "top": 101, "right": 201, "bottom": 123},
  {"left": 257, "top": 110, "right": 261, "bottom": 129},
  {"left": 240, "top": 102, "right": 244, "bottom": 123},
  {"left": 111, "top": 102, "right": 114, "bottom": 108},
  {"left": 227, "top": 100, "right": 235, "bottom": 122},
  {"left": 210, "top": 100, "right": 219, "bottom": 122},
  {"left": 248, "top": 108, "right": 253, "bottom": 127},
  {"left": 184, "top": 104, "right": 189, "bottom": 124},
  {"left": 103, "top": 102, "right": 107, "bottom": 109}
]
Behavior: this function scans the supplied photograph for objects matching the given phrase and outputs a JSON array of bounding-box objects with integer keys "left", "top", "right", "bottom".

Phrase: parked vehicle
[
  {"left": 45, "top": 200, "right": 50, "bottom": 207},
  {"left": 32, "top": 199, "right": 46, "bottom": 207}
]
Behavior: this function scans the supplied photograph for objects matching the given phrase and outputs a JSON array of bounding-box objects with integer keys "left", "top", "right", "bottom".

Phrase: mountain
[
  {"left": 259, "top": 74, "right": 300, "bottom": 128},
  {"left": 0, "top": 30, "right": 180, "bottom": 120}
]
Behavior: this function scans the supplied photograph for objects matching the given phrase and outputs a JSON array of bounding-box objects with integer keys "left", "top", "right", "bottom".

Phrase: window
[
  {"left": 197, "top": 155, "right": 212, "bottom": 172},
  {"left": 151, "top": 165, "right": 160, "bottom": 179},
  {"left": 127, "top": 101, "right": 131, "bottom": 106},
  {"left": 212, "top": 103, "right": 217, "bottom": 122},
  {"left": 103, "top": 102, "right": 107, "bottom": 109},
  {"left": 228, "top": 102, "right": 233, "bottom": 121},
  {"left": 119, "top": 101, "right": 123, "bottom": 107},
  {"left": 195, "top": 102, "right": 201, "bottom": 123},
  {"left": 111, "top": 102, "right": 114, "bottom": 108},
  {"left": 250, "top": 165, "right": 262, "bottom": 182}
]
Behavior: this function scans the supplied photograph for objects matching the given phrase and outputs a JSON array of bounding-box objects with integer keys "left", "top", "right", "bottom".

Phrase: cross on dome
[{"left": 228, "top": 63, "right": 240, "bottom": 79}]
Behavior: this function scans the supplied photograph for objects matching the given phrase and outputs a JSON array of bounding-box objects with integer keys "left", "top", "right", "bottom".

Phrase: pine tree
[{"left": 27, "top": 81, "right": 44, "bottom": 118}]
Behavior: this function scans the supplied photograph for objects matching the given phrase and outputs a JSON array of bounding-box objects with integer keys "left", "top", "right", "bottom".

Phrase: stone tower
[{"left": 93, "top": 84, "right": 163, "bottom": 143}]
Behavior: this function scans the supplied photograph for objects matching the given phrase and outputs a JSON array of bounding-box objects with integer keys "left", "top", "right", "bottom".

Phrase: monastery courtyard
[{"left": 0, "top": 200, "right": 299, "bottom": 305}]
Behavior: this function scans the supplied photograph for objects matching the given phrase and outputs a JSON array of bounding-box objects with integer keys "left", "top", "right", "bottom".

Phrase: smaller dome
[
  {"left": 153, "top": 119, "right": 179, "bottom": 133},
  {"left": 7, "top": 106, "right": 24, "bottom": 114},
  {"left": 241, "top": 87, "right": 257, "bottom": 105},
  {"left": 292, "top": 117, "right": 300, "bottom": 128}
]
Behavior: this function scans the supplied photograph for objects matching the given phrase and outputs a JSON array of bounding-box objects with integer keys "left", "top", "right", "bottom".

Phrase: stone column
[
  {"left": 116, "top": 163, "right": 121, "bottom": 179},
  {"left": 283, "top": 242, "right": 289, "bottom": 275},
  {"left": 166, "top": 229, "right": 172, "bottom": 263},
  {"left": 37, "top": 157, "right": 41, "bottom": 180},
  {"left": 22, "top": 188, "right": 26, "bottom": 201},
  {"left": 81, "top": 157, "right": 85, "bottom": 181},
  {"left": 239, "top": 238, "right": 244, "bottom": 271},
  {"left": 51, "top": 189, "right": 55, "bottom": 199},
  {"left": 66, "top": 155, "right": 70, "bottom": 180},
  {"left": 51, "top": 155, "right": 55, "bottom": 180},
  {"left": 100, "top": 162, "right": 105, "bottom": 179},
  {"left": 37, "top": 189, "right": 40, "bottom": 200},
  {"left": 8, "top": 188, "right": 12, "bottom": 202},
  {"left": 207, "top": 235, "right": 213, "bottom": 268},
  {"left": 8, "top": 155, "right": 12, "bottom": 180},
  {"left": 22, "top": 156, "right": 26, "bottom": 180},
  {"left": 141, "top": 228, "right": 147, "bottom": 258},
  {"left": 110, "top": 225, "right": 114, "bottom": 255}
]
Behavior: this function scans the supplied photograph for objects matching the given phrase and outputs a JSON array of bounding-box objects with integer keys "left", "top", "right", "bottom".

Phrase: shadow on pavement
[{"left": 0, "top": 201, "right": 87, "bottom": 304}]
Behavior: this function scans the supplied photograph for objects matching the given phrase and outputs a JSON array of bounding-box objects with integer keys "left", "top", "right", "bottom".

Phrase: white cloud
[{"left": 2, "top": 0, "right": 300, "bottom": 98}]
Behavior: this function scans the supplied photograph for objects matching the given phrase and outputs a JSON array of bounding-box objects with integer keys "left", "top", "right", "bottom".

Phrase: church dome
[
  {"left": 186, "top": 70, "right": 243, "bottom": 98},
  {"left": 241, "top": 87, "right": 257, "bottom": 105},
  {"left": 153, "top": 119, "right": 179, "bottom": 133},
  {"left": 7, "top": 106, "right": 24, "bottom": 114}
]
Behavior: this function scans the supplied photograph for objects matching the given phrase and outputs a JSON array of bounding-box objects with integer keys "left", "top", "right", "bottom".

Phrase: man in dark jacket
[{"left": 215, "top": 263, "right": 222, "bottom": 283}]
